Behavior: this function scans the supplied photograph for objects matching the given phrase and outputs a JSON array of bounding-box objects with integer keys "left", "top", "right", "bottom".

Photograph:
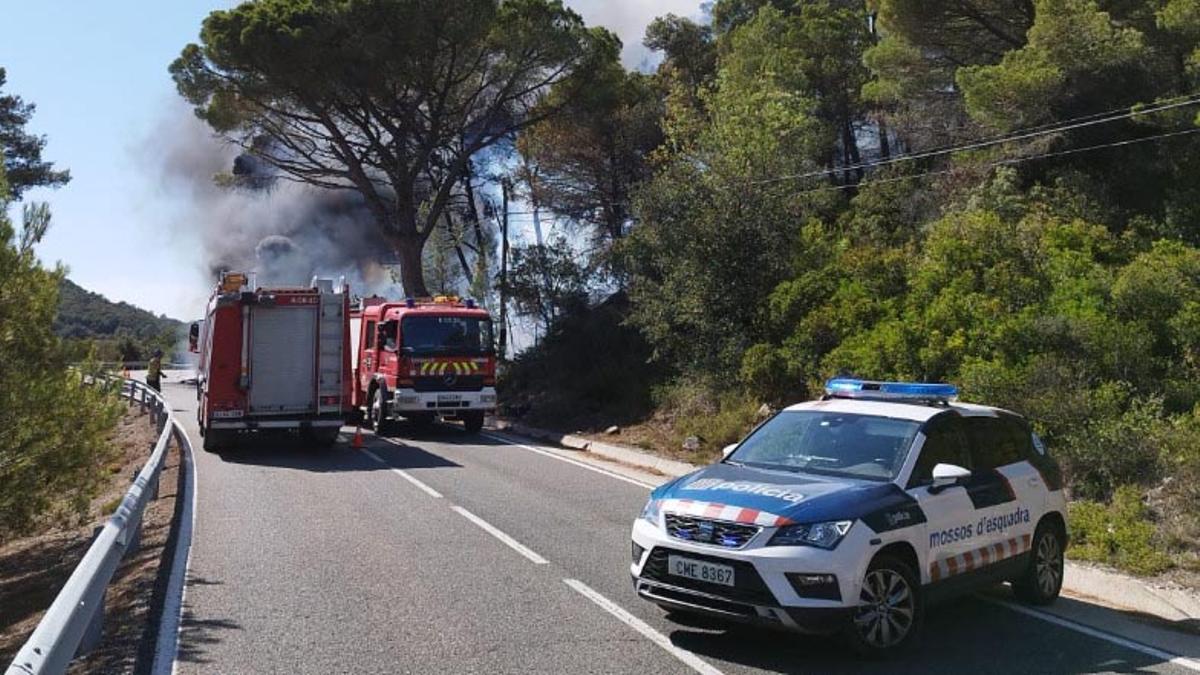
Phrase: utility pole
[{"left": 498, "top": 178, "right": 510, "bottom": 360}]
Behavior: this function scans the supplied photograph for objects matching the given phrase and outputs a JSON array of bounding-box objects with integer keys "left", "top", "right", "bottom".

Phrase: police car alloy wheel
[
  {"left": 845, "top": 555, "right": 923, "bottom": 656},
  {"left": 628, "top": 378, "right": 1069, "bottom": 659}
]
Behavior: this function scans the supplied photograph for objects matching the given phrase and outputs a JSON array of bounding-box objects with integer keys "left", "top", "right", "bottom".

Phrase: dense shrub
[
  {"left": 1069, "top": 487, "right": 1172, "bottom": 576},
  {"left": 0, "top": 169, "right": 122, "bottom": 541}
]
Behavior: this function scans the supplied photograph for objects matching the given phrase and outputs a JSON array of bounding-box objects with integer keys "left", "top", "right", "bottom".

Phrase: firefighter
[{"left": 147, "top": 349, "right": 167, "bottom": 391}]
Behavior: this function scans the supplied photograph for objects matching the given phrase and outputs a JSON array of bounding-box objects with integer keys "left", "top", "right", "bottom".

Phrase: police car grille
[
  {"left": 640, "top": 547, "right": 776, "bottom": 606},
  {"left": 665, "top": 514, "right": 760, "bottom": 549}
]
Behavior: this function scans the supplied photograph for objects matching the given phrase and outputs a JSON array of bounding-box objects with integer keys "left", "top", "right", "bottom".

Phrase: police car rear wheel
[
  {"left": 845, "top": 555, "right": 922, "bottom": 657},
  {"left": 1014, "top": 523, "right": 1064, "bottom": 605}
]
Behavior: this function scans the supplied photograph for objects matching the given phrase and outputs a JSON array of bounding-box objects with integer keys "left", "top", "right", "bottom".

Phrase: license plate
[
  {"left": 668, "top": 555, "right": 735, "bottom": 587},
  {"left": 437, "top": 394, "right": 461, "bottom": 402}
]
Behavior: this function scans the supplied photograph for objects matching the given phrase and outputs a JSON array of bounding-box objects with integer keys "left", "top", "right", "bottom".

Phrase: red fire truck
[
  {"left": 189, "top": 272, "right": 352, "bottom": 451},
  {"left": 351, "top": 296, "right": 496, "bottom": 434}
]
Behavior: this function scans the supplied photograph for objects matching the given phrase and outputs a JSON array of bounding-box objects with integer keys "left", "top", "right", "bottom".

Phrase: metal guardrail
[{"left": 6, "top": 376, "right": 188, "bottom": 675}]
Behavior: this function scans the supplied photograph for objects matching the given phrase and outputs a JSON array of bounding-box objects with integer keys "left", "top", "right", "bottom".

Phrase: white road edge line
[
  {"left": 152, "top": 422, "right": 197, "bottom": 675},
  {"left": 985, "top": 598, "right": 1200, "bottom": 672},
  {"left": 480, "top": 431, "right": 657, "bottom": 490},
  {"left": 563, "top": 578, "right": 725, "bottom": 675},
  {"left": 452, "top": 505, "right": 549, "bottom": 565},
  {"left": 361, "top": 448, "right": 443, "bottom": 498}
]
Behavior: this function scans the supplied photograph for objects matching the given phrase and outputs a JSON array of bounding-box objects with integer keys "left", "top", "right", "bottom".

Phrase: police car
[{"left": 630, "top": 379, "right": 1067, "bottom": 657}]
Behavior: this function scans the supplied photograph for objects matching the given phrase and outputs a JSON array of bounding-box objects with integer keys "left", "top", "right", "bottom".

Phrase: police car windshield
[
  {"left": 728, "top": 410, "right": 920, "bottom": 481},
  {"left": 401, "top": 316, "right": 493, "bottom": 355}
]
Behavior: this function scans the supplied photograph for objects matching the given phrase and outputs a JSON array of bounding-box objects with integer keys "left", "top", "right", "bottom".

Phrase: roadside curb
[
  {"left": 498, "top": 421, "right": 698, "bottom": 478},
  {"left": 1063, "top": 561, "right": 1200, "bottom": 624},
  {"left": 496, "top": 419, "right": 1200, "bottom": 631}
]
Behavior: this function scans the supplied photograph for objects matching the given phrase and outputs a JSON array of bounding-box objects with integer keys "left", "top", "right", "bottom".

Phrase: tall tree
[
  {"left": 516, "top": 65, "right": 663, "bottom": 254},
  {"left": 0, "top": 68, "right": 70, "bottom": 200},
  {"left": 171, "top": 0, "right": 616, "bottom": 296}
]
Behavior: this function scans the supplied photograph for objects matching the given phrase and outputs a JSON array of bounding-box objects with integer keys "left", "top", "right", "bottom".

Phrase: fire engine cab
[
  {"left": 351, "top": 296, "right": 496, "bottom": 434},
  {"left": 190, "top": 272, "right": 352, "bottom": 451}
]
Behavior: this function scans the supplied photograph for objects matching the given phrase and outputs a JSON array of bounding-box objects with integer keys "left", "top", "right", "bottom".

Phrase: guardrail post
[
  {"left": 78, "top": 588, "right": 106, "bottom": 655},
  {"left": 126, "top": 519, "right": 142, "bottom": 556},
  {"left": 78, "top": 526, "right": 107, "bottom": 655}
]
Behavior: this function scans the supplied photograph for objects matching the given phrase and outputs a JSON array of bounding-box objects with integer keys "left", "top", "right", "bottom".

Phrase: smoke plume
[{"left": 151, "top": 103, "right": 402, "bottom": 297}]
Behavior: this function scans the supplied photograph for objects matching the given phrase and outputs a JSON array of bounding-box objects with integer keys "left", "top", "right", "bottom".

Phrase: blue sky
[{"left": 0, "top": 1, "right": 699, "bottom": 323}]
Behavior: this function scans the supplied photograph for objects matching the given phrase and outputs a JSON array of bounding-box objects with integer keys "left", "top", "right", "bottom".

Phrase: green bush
[
  {"left": 1068, "top": 486, "right": 1172, "bottom": 576},
  {"left": 654, "top": 381, "right": 763, "bottom": 461}
]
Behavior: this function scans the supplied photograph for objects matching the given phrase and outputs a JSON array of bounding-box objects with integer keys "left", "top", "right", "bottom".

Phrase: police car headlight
[
  {"left": 768, "top": 520, "right": 853, "bottom": 549},
  {"left": 639, "top": 499, "right": 661, "bottom": 527}
]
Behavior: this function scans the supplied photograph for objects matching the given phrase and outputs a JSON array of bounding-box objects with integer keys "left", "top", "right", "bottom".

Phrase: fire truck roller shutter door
[{"left": 249, "top": 304, "right": 319, "bottom": 413}]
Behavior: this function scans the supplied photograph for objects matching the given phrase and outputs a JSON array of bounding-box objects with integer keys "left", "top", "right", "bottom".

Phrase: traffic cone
[{"left": 352, "top": 426, "right": 365, "bottom": 449}]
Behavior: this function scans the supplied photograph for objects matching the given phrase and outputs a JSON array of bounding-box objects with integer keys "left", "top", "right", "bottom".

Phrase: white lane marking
[
  {"left": 563, "top": 578, "right": 725, "bottom": 675},
  {"left": 361, "top": 448, "right": 443, "bottom": 498},
  {"left": 480, "top": 432, "right": 657, "bottom": 490},
  {"left": 452, "top": 505, "right": 549, "bottom": 565},
  {"left": 986, "top": 598, "right": 1200, "bottom": 672},
  {"left": 154, "top": 423, "right": 197, "bottom": 675}
]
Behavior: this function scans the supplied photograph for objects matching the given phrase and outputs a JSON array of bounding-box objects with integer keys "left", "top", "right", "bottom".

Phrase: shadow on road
[
  {"left": 176, "top": 575, "right": 241, "bottom": 666},
  {"left": 210, "top": 435, "right": 384, "bottom": 472},
  {"left": 663, "top": 594, "right": 1175, "bottom": 674}
]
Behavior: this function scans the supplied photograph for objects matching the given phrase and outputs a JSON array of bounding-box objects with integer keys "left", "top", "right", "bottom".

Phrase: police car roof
[{"left": 785, "top": 397, "right": 1011, "bottom": 422}]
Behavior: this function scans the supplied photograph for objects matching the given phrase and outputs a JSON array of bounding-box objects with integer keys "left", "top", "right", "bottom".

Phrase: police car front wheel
[{"left": 844, "top": 555, "right": 923, "bottom": 657}]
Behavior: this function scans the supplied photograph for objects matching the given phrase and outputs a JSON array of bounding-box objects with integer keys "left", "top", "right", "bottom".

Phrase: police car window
[
  {"left": 728, "top": 411, "right": 921, "bottom": 481},
  {"left": 908, "top": 414, "right": 970, "bottom": 488},
  {"left": 964, "top": 417, "right": 1023, "bottom": 469}
]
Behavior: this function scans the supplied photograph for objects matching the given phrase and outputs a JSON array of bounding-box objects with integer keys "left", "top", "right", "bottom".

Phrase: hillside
[{"left": 54, "top": 278, "right": 184, "bottom": 361}]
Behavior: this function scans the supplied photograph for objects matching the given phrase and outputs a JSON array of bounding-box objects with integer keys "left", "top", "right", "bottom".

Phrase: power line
[
  {"left": 787, "top": 125, "right": 1200, "bottom": 197},
  {"left": 752, "top": 92, "right": 1200, "bottom": 186}
]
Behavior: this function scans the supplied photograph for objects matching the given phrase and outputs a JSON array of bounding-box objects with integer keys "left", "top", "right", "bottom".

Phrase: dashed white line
[
  {"left": 451, "top": 505, "right": 549, "bottom": 565},
  {"left": 360, "top": 448, "right": 443, "bottom": 498},
  {"left": 563, "top": 578, "right": 726, "bottom": 675},
  {"left": 986, "top": 598, "right": 1200, "bottom": 672},
  {"left": 480, "top": 431, "right": 657, "bottom": 489}
]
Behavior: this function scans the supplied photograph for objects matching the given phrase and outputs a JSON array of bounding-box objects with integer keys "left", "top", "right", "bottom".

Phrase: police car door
[
  {"left": 961, "top": 414, "right": 1039, "bottom": 565},
  {"left": 905, "top": 412, "right": 978, "bottom": 585}
]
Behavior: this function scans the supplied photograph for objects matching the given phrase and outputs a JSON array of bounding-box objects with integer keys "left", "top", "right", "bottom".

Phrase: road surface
[{"left": 157, "top": 378, "right": 1198, "bottom": 674}]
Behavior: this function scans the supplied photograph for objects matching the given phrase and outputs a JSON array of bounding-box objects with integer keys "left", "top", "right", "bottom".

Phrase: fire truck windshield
[{"left": 401, "top": 315, "right": 494, "bottom": 355}]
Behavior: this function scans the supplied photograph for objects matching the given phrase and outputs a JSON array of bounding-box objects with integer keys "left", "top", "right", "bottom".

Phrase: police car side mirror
[
  {"left": 930, "top": 463, "right": 971, "bottom": 492},
  {"left": 721, "top": 443, "right": 738, "bottom": 459}
]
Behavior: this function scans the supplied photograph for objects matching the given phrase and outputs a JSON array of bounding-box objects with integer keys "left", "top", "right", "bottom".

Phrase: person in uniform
[{"left": 147, "top": 349, "right": 167, "bottom": 391}]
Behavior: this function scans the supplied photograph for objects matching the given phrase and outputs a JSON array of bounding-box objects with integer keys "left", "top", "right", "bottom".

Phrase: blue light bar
[{"left": 824, "top": 378, "right": 958, "bottom": 402}]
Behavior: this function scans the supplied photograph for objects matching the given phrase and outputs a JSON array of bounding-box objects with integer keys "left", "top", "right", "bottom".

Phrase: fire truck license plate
[
  {"left": 668, "top": 555, "right": 735, "bottom": 587},
  {"left": 437, "top": 393, "right": 461, "bottom": 402}
]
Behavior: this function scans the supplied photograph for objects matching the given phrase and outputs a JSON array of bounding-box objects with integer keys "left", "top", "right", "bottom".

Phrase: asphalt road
[{"left": 158, "top": 378, "right": 1197, "bottom": 675}]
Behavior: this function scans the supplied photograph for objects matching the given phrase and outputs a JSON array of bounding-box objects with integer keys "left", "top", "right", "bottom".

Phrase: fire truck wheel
[
  {"left": 203, "top": 430, "right": 229, "bottom": 453},
  {"left": 369, "top": 389, "right": 393, "bottom": 436},
  {"left": 462, "top": 411, "right": 485, "bottom": 434}
]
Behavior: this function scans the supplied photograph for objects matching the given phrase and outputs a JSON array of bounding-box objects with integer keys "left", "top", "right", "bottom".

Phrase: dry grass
[{"left": 0, "top": 403, "right": 182, "bottom": 673}]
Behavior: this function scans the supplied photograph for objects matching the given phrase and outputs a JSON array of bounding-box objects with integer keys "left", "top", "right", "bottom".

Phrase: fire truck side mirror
[{"left": 188, "top": 322, "right": 200, "bottom": 353}]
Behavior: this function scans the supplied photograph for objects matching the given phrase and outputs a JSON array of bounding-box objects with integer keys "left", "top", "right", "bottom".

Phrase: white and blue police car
[{"left": 630, "top": 378, "right": 1067, "bottom": 657}]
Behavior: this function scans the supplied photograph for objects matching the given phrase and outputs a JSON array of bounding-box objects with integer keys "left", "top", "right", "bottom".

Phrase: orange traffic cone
[{"left": 351, "top": 426, "right": 365, "bottom": 449}]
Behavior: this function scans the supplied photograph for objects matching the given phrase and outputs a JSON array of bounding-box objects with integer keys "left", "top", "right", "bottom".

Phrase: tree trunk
[{"left": 395, "top": 234, "right": 430, "bottom": 298}]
